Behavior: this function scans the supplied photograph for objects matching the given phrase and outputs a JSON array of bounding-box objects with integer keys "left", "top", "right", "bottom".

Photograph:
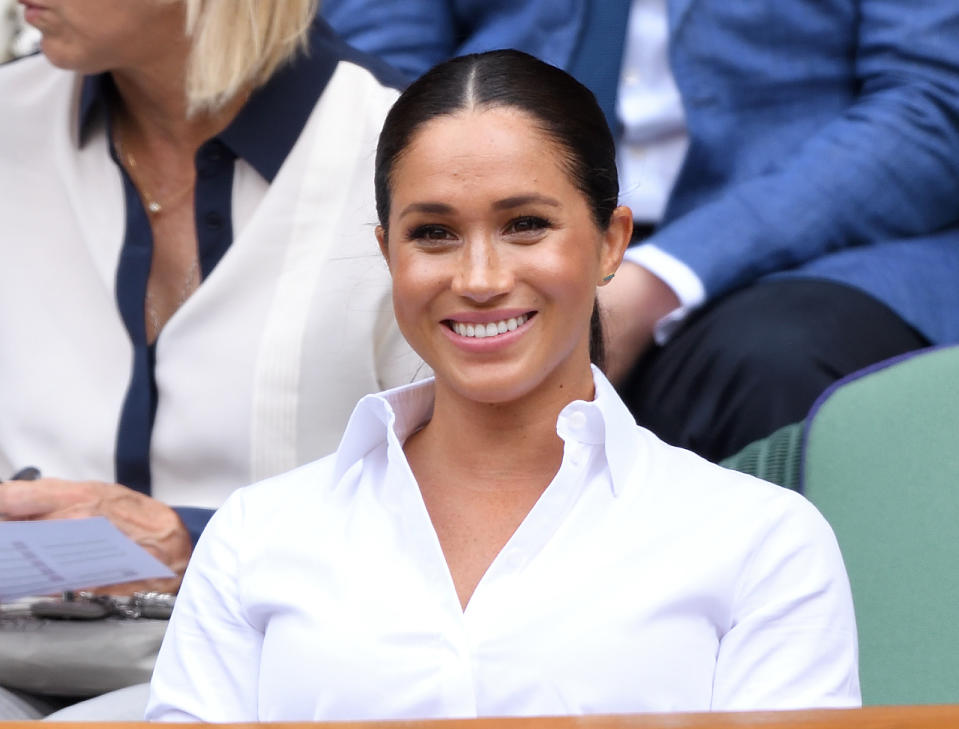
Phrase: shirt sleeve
[
  {"left": 171, "top": 506, "right": 215, "bottom": 547},
  {"left": 710, "top": 492, "right": 861, "bottom": 710},
  {"left": 623, "top": 243, "right": 706, "bottom": 344},
  {"left": 322, "top": 0, "right": 582, "bottom": 82},
  {"left": 321, "top": 0, "right": 456, "bottom": 79},
  {"left": 146, "top": 493, "right": 262, "bottom": 722}
]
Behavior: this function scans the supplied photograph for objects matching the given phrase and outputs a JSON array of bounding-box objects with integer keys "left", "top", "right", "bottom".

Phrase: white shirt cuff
[{"left": 623, "top": 243, "right": 706, "bottom": 344}]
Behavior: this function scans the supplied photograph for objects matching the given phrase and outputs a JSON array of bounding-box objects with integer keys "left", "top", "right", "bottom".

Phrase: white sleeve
[
  {"left": 710, "top": 493, "right": 861, "bottom": 710},
  {"left": 146, "top": 493, "right": 262, "bottom": 722},
  {"left": 623, "top": 243, "right": 706, "bottom": 344}
]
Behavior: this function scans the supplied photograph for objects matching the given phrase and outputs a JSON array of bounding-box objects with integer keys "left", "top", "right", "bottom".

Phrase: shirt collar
[
  {"left": 333, "top": 377, "right": 435, "bottom": 482},
  {"left": 333, "top": 366, "right": 643, "bottom": 496},
  {"left": 215, "top": 16, "right": 342, "bottom": 182},
  {"left": 580, "top": 366, "right": 646, "bottom": 497},
  {"left": 75, "top": 16, "right": 404, "bottom": 179}
]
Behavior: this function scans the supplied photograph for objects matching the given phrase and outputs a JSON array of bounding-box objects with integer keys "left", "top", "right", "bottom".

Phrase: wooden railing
[{"left": 9, "top": 705, "right": 959, "bottom": 728}]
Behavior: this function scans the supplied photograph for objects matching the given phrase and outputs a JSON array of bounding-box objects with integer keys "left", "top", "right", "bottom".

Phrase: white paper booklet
[{"left": 0, "top": 517, "right": 175, "bottom": 601}]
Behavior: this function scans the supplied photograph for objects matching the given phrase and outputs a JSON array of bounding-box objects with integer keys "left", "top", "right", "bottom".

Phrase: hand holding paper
[
  {"left": 0, "top": 478, "right": 192, "bottom": 595},
  {"left": 0, "top": 517, "right": 176, "bottom": 601}
]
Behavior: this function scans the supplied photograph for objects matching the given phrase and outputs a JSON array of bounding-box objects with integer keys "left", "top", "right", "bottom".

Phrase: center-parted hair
[
  {"left": 375, "top": 49, "right": 619, "bottom": 230},
  {"left": 374, "top": 50, "right": 620, "bottom": 369}
]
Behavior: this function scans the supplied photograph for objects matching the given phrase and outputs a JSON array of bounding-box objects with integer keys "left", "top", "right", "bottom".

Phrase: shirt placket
[{"left": 462, "top": 413, "right": 601, "bottom": 714}]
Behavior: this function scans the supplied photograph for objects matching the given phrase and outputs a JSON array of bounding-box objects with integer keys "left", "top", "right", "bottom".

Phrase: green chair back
[
  {"left": 719, "top": 421, "right": 804, "bottom": 490},
  {"left": 801, "top": 346, "right": 959, "bottom": 705}
]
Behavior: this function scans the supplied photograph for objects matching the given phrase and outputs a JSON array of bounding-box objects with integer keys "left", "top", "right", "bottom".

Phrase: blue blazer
[
  {"left": 321, "top": 0, "right": 586, "bottom": 80},
  {"left": 324, "top": 0, "right": 959, "bottom": 345},
  {"left": 321, "top": 0, "right": 629, "bottom": 129}
]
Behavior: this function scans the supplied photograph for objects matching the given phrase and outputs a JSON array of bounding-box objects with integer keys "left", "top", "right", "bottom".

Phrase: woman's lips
[
  {"left": 20, "top": 3, "right": 49, "bottom": 25},
  {"left": 442, "top": 311, "right": 536, "bottom": 350},
  {"left": 448, "top": 313, "right": 530, "bottom": 339}
]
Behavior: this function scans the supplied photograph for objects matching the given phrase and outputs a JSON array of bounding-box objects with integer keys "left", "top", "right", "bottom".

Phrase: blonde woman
[{"left": 0, "top": 4, "right": 418, "bottom": 603}]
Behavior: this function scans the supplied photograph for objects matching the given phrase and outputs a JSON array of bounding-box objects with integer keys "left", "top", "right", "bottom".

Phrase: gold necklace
[{"left": 113, "top": 128, "right": 193, "bottom": 215}]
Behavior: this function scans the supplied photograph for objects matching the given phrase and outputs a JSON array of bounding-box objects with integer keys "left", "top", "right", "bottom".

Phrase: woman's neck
[
  {"left": 106, "top": 57, "right": 249, "bottom": 346},
  {"left": 407, "top": 365, "right": 597, "bottom": 494},
  {"left": 109, "top": 62, "right": 247, "bottom": 158}
]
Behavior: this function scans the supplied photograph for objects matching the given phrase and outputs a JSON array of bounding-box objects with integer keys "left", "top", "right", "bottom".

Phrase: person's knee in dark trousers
[{"left": 618, "top": 279, "right": 929, "bottom": 462}]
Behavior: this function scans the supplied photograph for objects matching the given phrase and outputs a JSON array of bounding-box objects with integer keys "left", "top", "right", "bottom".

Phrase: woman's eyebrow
[
  {"left": 398, "top": 202, "right": 455, "bottom": 219},
  {"left": 493, "top": 194, "right": 561, "bottom": 210},
  {"left": 397, "top": 194, "right": 561, "bottom": 220}
]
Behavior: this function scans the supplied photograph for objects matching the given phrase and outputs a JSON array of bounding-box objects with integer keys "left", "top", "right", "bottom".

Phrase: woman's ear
[
  {"left": 598, "top": 206, "right": 633, "bottom": 286},
  {"left": 375, "top": 225, "right": 391, "bottom": 271}
]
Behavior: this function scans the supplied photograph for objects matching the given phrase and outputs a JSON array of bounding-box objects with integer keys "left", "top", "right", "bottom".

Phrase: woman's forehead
[
  {"left": 408, "top": 106, "right": 558, "bottom": 152},
  {"left": 396, "top": 108, "right": 567, "bottom": 180},
  {"left": 387, "top": 109, "right": 589, "bottom": 222}
]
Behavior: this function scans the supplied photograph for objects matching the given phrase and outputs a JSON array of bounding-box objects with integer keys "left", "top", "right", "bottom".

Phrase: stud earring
[{"left": 600, "top": 273, "right": 616, "bottom": 283}]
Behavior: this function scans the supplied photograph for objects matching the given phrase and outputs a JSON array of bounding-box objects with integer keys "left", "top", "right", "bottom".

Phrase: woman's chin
[{"left": 437, "top": 367, "right": 538, "bottom": 407}]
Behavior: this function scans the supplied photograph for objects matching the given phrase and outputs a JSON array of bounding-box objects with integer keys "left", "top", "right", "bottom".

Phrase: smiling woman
[
  {"left": 147, "top": 51, "right": 861, "bottom": 723},
  {"left": 376, "top": 105, "right": 630, "bottom": 412}
]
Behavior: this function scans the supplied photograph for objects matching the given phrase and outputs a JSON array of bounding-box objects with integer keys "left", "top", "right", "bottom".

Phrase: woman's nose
[{"left": 451, "top": 237, "right": 512, "bottom": 303}]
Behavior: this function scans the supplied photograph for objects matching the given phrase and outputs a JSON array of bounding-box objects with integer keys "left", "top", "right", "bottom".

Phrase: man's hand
[
  {"left": 0, "top": 478, "right": 192, "bottom": 595},
  {"left": 599, "top": 261, "right": 681, "bottom": 385}
]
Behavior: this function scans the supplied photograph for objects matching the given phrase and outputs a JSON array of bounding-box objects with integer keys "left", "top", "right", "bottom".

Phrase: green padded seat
[
  {"left": 719, "top": 421, "right": 804, "bottom": 490},
  {"left": 801, "top": 345, "right": 959, "bottom": 705}
]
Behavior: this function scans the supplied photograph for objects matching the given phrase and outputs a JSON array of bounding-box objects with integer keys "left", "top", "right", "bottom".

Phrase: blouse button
[
  {"left": 204, "top": 211, "right": 225, "bottom": 230},
  {"left": 567, "top": 411, "right": 588, "bottom": 432}
]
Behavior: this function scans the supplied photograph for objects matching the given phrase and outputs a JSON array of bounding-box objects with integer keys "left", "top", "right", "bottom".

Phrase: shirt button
[
  {"left": 202, "top": 141, "right": 225, "bottom": 162},
  {"left": 568, "top": 411, "right": 587, "bottom": 432},
  {"left": 197, "top": 159, "right": 219, "bottom": 178},
  {"left": 204, "top": 211, "right": 225, "bottom": 230}
]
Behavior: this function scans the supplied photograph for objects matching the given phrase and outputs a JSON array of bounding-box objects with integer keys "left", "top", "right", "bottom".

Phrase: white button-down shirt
[{"left": 147, "top": 369, "right": 859, "bottom": 722}]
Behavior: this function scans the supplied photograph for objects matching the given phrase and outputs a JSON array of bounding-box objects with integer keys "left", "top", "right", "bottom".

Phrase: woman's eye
[
  {"left": 408, "top": 225, "right": 454, "bottom": 243},
  {"left": 506, "top": 216, "right": 550, "bottom": 235}
]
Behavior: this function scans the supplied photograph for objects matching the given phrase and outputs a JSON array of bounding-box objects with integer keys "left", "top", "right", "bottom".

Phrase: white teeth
[{"left": 452, "top": 314, "right": 529, "bottom": 339}]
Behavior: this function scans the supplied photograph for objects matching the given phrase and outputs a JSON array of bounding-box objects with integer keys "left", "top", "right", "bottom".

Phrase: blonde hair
[{"left": 183, "top": 0, "right": 319, "bottom": 116}]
